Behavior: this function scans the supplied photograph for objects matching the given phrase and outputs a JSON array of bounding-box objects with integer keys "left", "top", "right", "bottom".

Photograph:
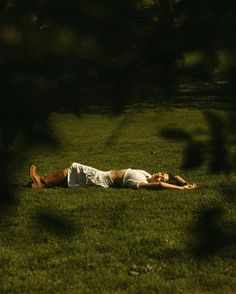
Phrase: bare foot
[{"left": 29, "top": 165, "right": 44, "bottom": 189}]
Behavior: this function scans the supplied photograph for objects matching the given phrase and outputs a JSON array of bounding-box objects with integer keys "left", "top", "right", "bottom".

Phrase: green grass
[{"left": 1, "top": 105, "right": 236, "bottom": 293}]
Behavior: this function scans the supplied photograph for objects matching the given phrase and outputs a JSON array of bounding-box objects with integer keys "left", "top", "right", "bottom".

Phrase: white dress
[
  {"left": 122, "top": 168, "right": 152, "bottom": 189},
  {"left": 67, "top": 163, "right": 113, "bottom": 188}
]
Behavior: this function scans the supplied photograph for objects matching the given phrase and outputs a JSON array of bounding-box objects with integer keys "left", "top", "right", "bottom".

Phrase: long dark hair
[
  {"left": 167, "top": 174, "right": 186, "bottom": 186},
  {"left": 167, "top": 174, "right": 181, "bottom": 185},
  {"left": 167, "top": 173, "right": 175, "bottom": 183}
]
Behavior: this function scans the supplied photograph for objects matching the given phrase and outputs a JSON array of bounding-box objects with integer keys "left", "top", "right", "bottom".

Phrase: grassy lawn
[{"left": 1, "top": 104, "right": 236, "bottom": 293}]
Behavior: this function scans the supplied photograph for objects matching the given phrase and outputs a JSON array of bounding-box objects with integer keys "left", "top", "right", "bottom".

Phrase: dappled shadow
[
  {"left": 103, "top": 202, "right": 128, "bottom": 229},
  {"left": 81, "top": 200, "right": 128, "bottom": 229},
  {"left": 160, "top": 108, "right": 236, "bottom": 258},
  {"left": 160, "top": 110, "right": 236, "bottom": 172},
  {"left": 160, "top": 128, "right": 206, "bottom": 170},
  {"left": 0, "top": 149, "right": 19, "bottom": 225},
  {"left": 182, "top": 141, "right": 206, "bottom": 169},
  {"left": 0, "top": 151, "right": 14, "bottom": 206},
  {"left": 205, "top": 111, "right": 233, "bottom": 173},
  {"left": 0, "top": 65, "right": 61, "bottom": 210},
  {"left": 105, "top": 114, "right": 133, "bottom": 148},
  {"left": 221, "top": 183, "right": 236, "bottom": 203},
  {"left": 34, "top": 210, "right": 81, "bottom": 239},
  {"left": 188, "top": 206, "right": 232, "bottom": 257},
  {"left": 188, "top": 181, "right": 236, "bottom": 258}
]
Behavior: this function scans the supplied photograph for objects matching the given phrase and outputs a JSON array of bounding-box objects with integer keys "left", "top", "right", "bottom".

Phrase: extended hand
[{"left": 183, "top": 183, "right": 197, "bottom": 190}]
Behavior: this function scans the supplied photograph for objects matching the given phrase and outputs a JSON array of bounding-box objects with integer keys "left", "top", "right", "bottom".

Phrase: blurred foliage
[{"left": 1, "top": 0, "right": 236, "bottom": 111}]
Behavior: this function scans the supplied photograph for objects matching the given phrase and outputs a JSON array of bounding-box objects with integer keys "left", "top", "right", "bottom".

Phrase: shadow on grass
[
  {"left": 160, "top": 110, "right": 235, "bottom": 172},
  {"left": 205, "top": 111, "right": 233, "bottom": 173},
  {"left": 0, "top": 159, "right": 15, "bottom": 206},
  {"left": 160, "top": 128, "right": 206, "bottom": 169},
  {"left": 222, "top": 183, "right": 236, "bottom": 203},
  {"left": 105, "top": 114, "right": 133, "bottom": 148},
  {"left": 188, "top": 206, "right": 232, "bottom": 257},
  {"left": 187, "top": 200, "right": 236, "bottom": 259},
  {"left": 82, "top": 200, "right": 128, "bottom": 230},
  {"left": 33, "top": 210, "right": 81, "bottom": 239},
  {"left": 160, "top": 110, "right": 236, "bottom": 258},
  {"left": 104, "top": 202, "right": 128, "bottom": 229},
  {"left": 0, "top": 151, "right": 19, "bottom": 222},
  {"left": 187, "top": 179, "right": 236, "bottom": 258}
]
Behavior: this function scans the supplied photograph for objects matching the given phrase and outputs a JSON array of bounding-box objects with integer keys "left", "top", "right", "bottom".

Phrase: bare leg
[{"left": 30, "top": 165, "right": 69, "bottom": 189}]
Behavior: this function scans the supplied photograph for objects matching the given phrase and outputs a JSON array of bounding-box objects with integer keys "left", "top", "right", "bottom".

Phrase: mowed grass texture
[{"left": 1, "top": 106, "right": 236, "bottom": 293}]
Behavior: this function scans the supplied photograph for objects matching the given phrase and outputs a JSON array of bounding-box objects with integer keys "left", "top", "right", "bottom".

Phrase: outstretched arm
[
  {"left": 138, "top": 182, "right": 197, "bottom": 190},
  {"left": 173, "top": 175, "right": 188, "bottom": 185}
]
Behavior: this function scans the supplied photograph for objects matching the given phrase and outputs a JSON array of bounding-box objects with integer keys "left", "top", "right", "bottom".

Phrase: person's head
[{"left": 148, "top": 172, "right": 171, "bottom": 183}]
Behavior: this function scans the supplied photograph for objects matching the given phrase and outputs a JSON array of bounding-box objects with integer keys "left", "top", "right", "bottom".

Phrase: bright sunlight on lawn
[{"left": 1, "top": 104, "right": 236, "bottom": 293}]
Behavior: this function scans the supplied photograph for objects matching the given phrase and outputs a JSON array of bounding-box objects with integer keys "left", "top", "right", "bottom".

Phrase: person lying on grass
[{"left": 29, "top": 162, "right": 197, "bottom": 190}]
